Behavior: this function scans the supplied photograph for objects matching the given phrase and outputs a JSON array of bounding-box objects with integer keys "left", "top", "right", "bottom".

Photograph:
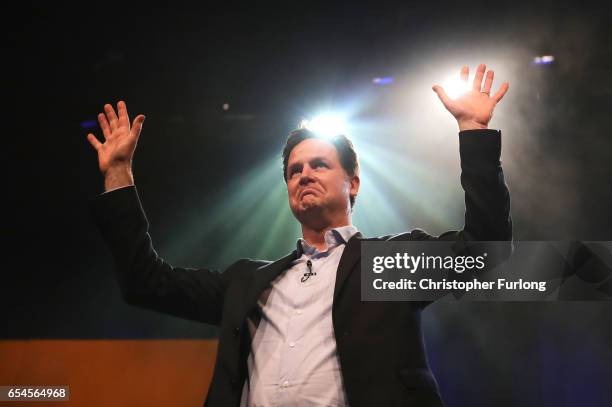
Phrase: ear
[{"left": 349, "top": 174, "right": 360, "bottom": 202}]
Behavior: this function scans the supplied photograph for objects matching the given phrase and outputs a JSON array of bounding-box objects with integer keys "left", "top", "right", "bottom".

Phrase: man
[{"left": 88, "top": 64, "right": 511, "bottom": 406}]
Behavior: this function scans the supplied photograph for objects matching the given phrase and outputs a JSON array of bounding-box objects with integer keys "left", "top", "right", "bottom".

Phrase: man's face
[{"left": 286, "top": 138, "right": 359, "bottom": 226}]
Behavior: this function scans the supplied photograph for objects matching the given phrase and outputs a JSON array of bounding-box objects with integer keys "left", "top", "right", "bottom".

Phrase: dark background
[{"left": 5, "top": 1, "right": 612, "bottom": 406}]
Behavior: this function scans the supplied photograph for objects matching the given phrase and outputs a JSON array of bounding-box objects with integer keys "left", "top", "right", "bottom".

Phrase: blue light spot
[
  {"left": 372, "top": 77, "right": 394, "bottom": 86},
  {"left": 533, "top": 55, "right": 555, "bottom": 65},
  {"left": 80, "top": 120, "right": 98, "bottom": 129}
]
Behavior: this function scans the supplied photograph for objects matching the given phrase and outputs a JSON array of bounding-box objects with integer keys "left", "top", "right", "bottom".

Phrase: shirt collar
[{"left": 296, "top": 225, "right": 359, "bottom": 257}]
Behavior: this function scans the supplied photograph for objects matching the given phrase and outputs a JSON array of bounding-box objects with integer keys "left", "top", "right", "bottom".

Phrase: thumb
[
  {"left": 130, "top": 115, "right": 146, "bottom": 139},
  {"left": 432, "top": 85, "right": 453, "bottom": 109}
]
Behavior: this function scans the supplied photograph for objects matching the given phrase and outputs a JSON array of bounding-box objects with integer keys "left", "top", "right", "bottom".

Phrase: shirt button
[
  {"left": 295, "top": 310, "right": 302, "bottom": 315},
  {"left": 289, "top": 341, "right": 296, "bottom": 348},
  {"left": 281, "top": 381, "right": 289, "bottom": 388}
]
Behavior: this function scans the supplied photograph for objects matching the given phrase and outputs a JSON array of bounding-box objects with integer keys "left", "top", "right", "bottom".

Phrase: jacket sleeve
[
  {"left": 436, "top": 129, "right": 512, "bottom": 242},
  {"left": 392, "top": 130, "right": 513, "bottom": 306},
  {"left": 90, "top": 185, "right": 240, "bottom": 325}
]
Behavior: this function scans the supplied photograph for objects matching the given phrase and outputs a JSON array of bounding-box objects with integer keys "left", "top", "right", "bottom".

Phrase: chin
[
  {"left": 298, "top": 195, "right": 320, "bottom": 208},
  {"left": 291, "top": 200, "right": 322, "bottom": 220},
  {"left": 299, "top": 201, "right": 321, "bottom": 212}
]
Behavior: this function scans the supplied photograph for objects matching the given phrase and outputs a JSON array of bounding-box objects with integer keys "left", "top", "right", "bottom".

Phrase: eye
[
  {"left": 313, "top": 160, "right": 328, "bottom": 169},
  {"left": 289, "top": 165, "right": 302, "bottom": 177}
]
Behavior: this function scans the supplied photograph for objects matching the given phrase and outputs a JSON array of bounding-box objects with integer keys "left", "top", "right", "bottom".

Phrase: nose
[{"left": 299, "top": 165, "right": 315, "bottom": 185}]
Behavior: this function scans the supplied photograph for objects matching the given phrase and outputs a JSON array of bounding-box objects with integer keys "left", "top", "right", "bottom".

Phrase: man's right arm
[
  {"left": 90, "top": 185, "right": 234, "bottom": 325},
  {"left": 86, "top": 101, "right": 240, "bottom": 325}
]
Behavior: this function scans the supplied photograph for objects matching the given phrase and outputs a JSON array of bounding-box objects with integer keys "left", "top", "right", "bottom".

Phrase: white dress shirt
[{"left": 240, "top": 226, "right": 359, "bottom": 407}]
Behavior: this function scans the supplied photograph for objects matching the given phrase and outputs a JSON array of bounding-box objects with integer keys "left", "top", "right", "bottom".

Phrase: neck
[{"left": 301, "top": 217, "right": 351, "bottom": 252}]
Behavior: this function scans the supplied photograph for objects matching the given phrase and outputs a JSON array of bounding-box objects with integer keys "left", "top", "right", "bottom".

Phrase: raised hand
[
  {"left": 87, "top": 101, "right": 145, "bottom": 190},
  {"left": 432, "top": 64, "right": 509, "bottom": 131}
]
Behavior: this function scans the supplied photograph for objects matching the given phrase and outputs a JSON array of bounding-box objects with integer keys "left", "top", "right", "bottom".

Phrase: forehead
[{"left": 288, "top": 138, "right": 340, "bottom": 164}]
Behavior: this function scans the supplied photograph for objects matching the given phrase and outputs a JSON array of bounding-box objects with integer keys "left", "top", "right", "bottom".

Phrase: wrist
[
  {"left": 458, "top": 119, "right": 488, "bottom": 131},
  {"left": 104, "top": 165, "right": 134, "bottom": 192}
]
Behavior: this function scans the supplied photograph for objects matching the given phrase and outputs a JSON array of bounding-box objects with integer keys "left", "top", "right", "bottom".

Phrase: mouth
[{"left": 299, "top": 188, "right": 319, "bottom": 199}]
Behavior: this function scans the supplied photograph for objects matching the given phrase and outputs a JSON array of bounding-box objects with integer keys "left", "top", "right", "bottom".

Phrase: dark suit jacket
[{"left": 91, "top": 129, "right": 512, "bottom": 407}]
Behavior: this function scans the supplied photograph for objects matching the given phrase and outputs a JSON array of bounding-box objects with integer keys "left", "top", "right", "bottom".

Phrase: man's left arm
[
  {"left": 453, "top": 128, "right": 511, "bottom": 241},
  {"left": 432, "top": 63, "right": 512, "bottom": 241}
]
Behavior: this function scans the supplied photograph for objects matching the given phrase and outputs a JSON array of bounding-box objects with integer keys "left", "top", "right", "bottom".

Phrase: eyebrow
[
  {"left": 292, "top": 156, "right": 329, "bottom": 165},
  {"left": 288, "top": 156, "right": 329, "bottom": 171}
]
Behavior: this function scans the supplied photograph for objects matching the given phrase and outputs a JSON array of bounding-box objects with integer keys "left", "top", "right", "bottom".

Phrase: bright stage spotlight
[
  {"left": 441, "top": 74, "right": 470, "bottom": 99},
  {"left": 299, "top": 113, "right": 348, "bottom": 138}
]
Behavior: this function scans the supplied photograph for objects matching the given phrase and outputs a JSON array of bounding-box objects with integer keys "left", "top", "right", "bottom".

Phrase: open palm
[
  {"left": 433, "top": 64, "right": 509, "bottom": 131},
  {"left": 87, "top": 101, "right": 145, "bottom": 175}
]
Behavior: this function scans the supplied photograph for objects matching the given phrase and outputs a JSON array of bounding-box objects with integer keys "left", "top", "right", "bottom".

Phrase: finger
[
  {"left": 97, "top": 113, "right": 111, "bottom": 140},
  {"left": 460, "top": 65, "right": 469, "bottom": 82},
  {"left": 104, "top": 103, "right": 119, "bottom": 132},
  {"left": 87, "top": 133, "right": 103, "bottom": 151},
  {"left": 472, "top": 64, "right": 486, "bottom": 91},
  {"left": 483, "top": 70, "right": 494, "bottom": 94},
  {"left": 432, "top": 85, "right": 454, "bottom": 109},
  {"left": 492, "top": 82, "right": 510, "bottom": 103},
  {"left": 130, "top": 115, "right": 146, "bottom": 140},
  {"left": 117, "top": 100, "right": 130, "bottom": 128}
]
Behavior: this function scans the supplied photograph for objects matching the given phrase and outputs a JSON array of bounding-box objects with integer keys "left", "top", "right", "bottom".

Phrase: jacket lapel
[
  {"left": 333, "top": 232, "right": 363, "bottom": 301},
  {"left": 241, "top": 250, "right": 298, "bottom": 321}
]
